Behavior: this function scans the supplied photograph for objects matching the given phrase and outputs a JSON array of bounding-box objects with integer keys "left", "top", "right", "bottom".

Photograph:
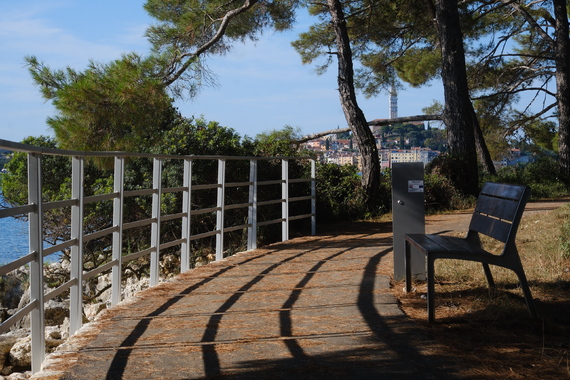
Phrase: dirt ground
[{"left": 388, "top": 200, "right": 570, "bottom": 379}]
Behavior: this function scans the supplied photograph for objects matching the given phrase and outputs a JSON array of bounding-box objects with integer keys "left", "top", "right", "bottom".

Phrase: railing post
[
  {"left": 181, "top": 159, "right": 192, "bottom": 272},
  {"left": 111, "top": 156, "right": 124, "bottom": 305},
  {"left": 247, "top": 159, "right": 257, "bottom": 251},
  {"left": 311, "top": 159, "right": 316, "bottom": 236},
  {"left": 150, "top": 158, "right": 162, "bottom": 286},
  {"left": 69, "top": 156, "right": 84, "bottom": 335},
  {"left": 216, "top": 159, "right": 226, "bottom": 261},
  {"left": 28, "top": 153, "right": 45, "bottom": 373},
  {"left": 282, "top": 159, "right": 289, "bottom": 241}
]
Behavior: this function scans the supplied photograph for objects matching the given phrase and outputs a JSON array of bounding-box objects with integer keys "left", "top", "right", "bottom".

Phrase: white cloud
[{"left": 0, "top": 19, "right": 121, "bottom": 68}]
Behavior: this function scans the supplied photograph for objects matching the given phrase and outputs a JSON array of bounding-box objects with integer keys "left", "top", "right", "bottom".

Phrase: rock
[
  {"left": 5, "top": 370, "right": 31, "bottom": 379},
  {"left": 60, "top": 318, "right": 70, "bottom": 340},
  {"left": 0, "top": 308, "right": 9, "bottom": 324},
  {"left": 1, "top": 365, "right": 14, "bottom": 376},
  {"left": 45, "top": 307, "right": 66, "bottom": 327},
  {"left": 0, "top": 330, "right": 29, "bottom": 343},
  {"left": 123, "top": 277, "right": 150, "bottom": 300},
  {"left": 95, "top": 273, "right": 112, "bottom": 303},
  {"left": 0, "top": 341, "right": 14, "bottom": 368},
  {"left": 0, "top": 268, "right": 28, "bottom": 311},
  {"left": 84, "top": 303, "right": 106, "bottom": 321},
  {"left": 8, "top": 337, "right": 30, "bottom": 369},
  {"left": 12, "top": 297, "right": 68, "bottom": 333},
  {"left": 44, "top": 300, "right": 68, "bottom": 327},
  {"left": 0, "top": 335, "right": 21, "bottom": 369},
  {"left": 43, "top": 325, "right": 66, "bottom": 355},
  {"left": 0, "top": 329, "right": 29, "bottom": 369},
  {"left": 12, "top": 293, "right": 30, "bottom": 331},
  {"left": 59, "top": 257, "right": 71, "bottom": 272},
  {"left": 44, "top": 327, "right": 60, "bottom": 341},
  {"left": 91, "top": 274, "right": 152, "bottom": 305},
  {"left": 45, "top": 338, "right": 62, "bottom": 353}
]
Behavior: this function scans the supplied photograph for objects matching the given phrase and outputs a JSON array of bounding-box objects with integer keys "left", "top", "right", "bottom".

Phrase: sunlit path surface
[{"left": 33, "top": 223, "right": 467, "bottom": 379}]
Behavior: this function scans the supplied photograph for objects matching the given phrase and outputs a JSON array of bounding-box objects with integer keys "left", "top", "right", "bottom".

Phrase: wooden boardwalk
[
  {"left": 31, "top": 200, "right": 570, "bottom": 379},
  {"left": 31, "top": 221, "right": 469, "bottom": 379}
]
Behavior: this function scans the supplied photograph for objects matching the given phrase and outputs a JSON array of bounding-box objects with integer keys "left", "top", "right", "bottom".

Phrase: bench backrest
[{"left": 468, "top": 182, "right": 530, "bottom": 246}]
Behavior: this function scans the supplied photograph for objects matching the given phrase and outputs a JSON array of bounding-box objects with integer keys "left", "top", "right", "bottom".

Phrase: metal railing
[{"left": 0, "top": 139, "right": 316, "bottom": 373}]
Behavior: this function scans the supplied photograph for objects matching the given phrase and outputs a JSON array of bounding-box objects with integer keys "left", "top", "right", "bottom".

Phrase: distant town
[
  {"left": 300, "top": 123, "right": 526, "bottom": 173},
  {"left": 300, "top": 123, "right": 441, "bottom": 172},
  {"left": 300, "top": 87, "right": 527, "bottom": 172}
]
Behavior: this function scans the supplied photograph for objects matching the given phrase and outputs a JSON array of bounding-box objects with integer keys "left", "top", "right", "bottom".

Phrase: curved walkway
[
  {"left": 32, "top": 224, "right": 464, "bottom": 379},
  {"left": 31, "top": 200, "right": 568, "bottom": 380}
]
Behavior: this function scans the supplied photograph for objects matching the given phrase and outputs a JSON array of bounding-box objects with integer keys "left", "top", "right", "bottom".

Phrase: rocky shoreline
[{"left": 0, "top": 258, "right": 154, "bottom": 379}]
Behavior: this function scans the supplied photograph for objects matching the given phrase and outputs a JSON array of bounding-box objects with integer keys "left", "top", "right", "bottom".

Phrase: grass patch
[{"left": 433, "top": 204, "right": 570, "bottom": 288}]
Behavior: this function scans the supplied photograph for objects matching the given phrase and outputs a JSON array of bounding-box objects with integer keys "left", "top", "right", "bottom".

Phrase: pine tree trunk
[
  {"left": 327, "top": 0, "right": 381, "bottom": 207},
  {"left": 553, "top": 0, "right": 570, "bottom": 181},
  {"left": 434, "top": 0, "right": 479, "bottom": 195},
  {"left": 473, "top": 109, "right": 497, "bottom": 175}
]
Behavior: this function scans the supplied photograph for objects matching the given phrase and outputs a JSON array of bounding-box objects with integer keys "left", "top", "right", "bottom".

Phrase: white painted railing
[{"left": 0, "top": 139, "right": 316, "bottom": 373}]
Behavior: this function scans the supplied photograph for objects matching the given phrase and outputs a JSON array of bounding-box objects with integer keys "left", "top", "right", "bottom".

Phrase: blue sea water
[
  {"left": 0, "top": 194, "right": 62, "bottom": 266},
  {"left": 0, "top": 196, "right": 30, "bottom": 266}
]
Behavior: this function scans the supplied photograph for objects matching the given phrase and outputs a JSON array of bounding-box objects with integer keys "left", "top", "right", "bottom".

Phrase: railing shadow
[
  {"left": 80, "top": 228, "right": 468, "bottom": 379},
  {"left": 105, "top": 249, "right": 272, "bottom": 379},
  {"left": 105, "top": 236, "right": 333, "bottom": 379},
  {"left": 199, "top": 248, "right": 314, "bottom": 377},
  {"left": 216, "top": 242, "right": 466, "bottom": 379},
  {"left": 222, "top": 232, "right": 465, "bottom": 379}
]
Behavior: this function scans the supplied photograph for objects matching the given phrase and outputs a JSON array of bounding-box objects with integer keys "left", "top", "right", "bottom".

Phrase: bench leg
[
  {"left": 404, "top": 240, "right": 412, "bottom": 292},
  {"left": 513, "top": 267, "right": 539, "bottom": 320},
  {"left": 482, "top": 263, "right": 496, "bottom": 291},
  {"left": 427, "top": 256, "right": 436, "bottom": 323}
]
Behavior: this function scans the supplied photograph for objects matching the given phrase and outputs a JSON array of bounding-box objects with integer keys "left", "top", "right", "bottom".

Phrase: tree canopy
[
  {"left": 26, "top": 54, "right": 178, "bottom": 152},
  {"left": 23, "top": 0, "right": 570, "bottom": 192},
  {"left": 26, "top": 0, "right": 301, "bottom": 153}
]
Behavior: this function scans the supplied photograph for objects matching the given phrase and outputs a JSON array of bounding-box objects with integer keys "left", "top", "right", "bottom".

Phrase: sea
[
  {"left": 0, "top": 193, "right": 61, "bottom": 266},
  {"left": 0, "top": 193, "right": 30, "bottom": 266}
]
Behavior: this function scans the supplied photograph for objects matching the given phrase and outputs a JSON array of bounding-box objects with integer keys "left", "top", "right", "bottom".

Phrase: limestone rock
[
  {"left": 84, "top": 303, "right": 106, "bottom": 321},
  {"left": 8, "top": 337, "right": 31, "bottom": 369},
  {"left": 0, "top": 329, "right": 29, "bottom": 370},
  {"left": 4, "top": 370, "right": 31, "bottom": 379},
  {"left": 60, "top": 318, "right": 70, "bottom": 340},
  {"left": 123, "top": 277, "right": 150, "bottom": 300},
  {"left": 44, "top": 327, "right": 60, "bottom": 341},
  {"left": 44, "top": 300, "right": 68, "bottom": 327},
  {"left": 0, "top": 270, "right": 25, "bottom": 311}
]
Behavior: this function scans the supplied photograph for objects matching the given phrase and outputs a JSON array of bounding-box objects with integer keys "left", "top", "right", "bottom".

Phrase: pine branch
[{"left": 162, "top": 0, "right": 259, "bottom": 86}]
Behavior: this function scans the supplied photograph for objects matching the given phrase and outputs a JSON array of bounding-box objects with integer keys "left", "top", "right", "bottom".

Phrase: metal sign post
[{"left": 392, "top": 162, "right": 425, "bottom": 281}]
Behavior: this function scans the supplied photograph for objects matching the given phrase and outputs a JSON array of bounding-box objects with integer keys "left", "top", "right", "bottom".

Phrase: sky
[{"left": 0, "top": 0, "right": 444, "bottom": 144}]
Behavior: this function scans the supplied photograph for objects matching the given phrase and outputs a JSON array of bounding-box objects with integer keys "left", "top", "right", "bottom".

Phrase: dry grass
[
  {"left": 432, "top": 204, "right": 570, "bottom": 291},
  {"left": 394, "top": 204, "right": 570, "bottom": 379}
]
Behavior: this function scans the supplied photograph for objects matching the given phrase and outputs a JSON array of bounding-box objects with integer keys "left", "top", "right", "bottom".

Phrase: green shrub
[
  {"left": 315, "top": 163, "right": 367, "bottom": 223},
  {"left": 486, "top": 155, "right": 569, "bottom": 200},
  {"left": 425, "top": 154, "right": 479, "bottom": 197},
  {"left": 374, "top": 170, "right": 393, "bottom": 216},
  {"left": 424, "top": 172, "right": 476, "bottom": 214}
]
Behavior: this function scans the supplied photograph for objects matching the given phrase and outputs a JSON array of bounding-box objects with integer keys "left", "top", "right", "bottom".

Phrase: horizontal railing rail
[{"left": 0, "top": 138, "right": 316, "bottom": 373}]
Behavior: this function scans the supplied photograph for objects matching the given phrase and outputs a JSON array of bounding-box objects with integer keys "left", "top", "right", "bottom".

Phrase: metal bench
[{"left": 404, "top": 182, "right": 539, "bottom": 323}]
